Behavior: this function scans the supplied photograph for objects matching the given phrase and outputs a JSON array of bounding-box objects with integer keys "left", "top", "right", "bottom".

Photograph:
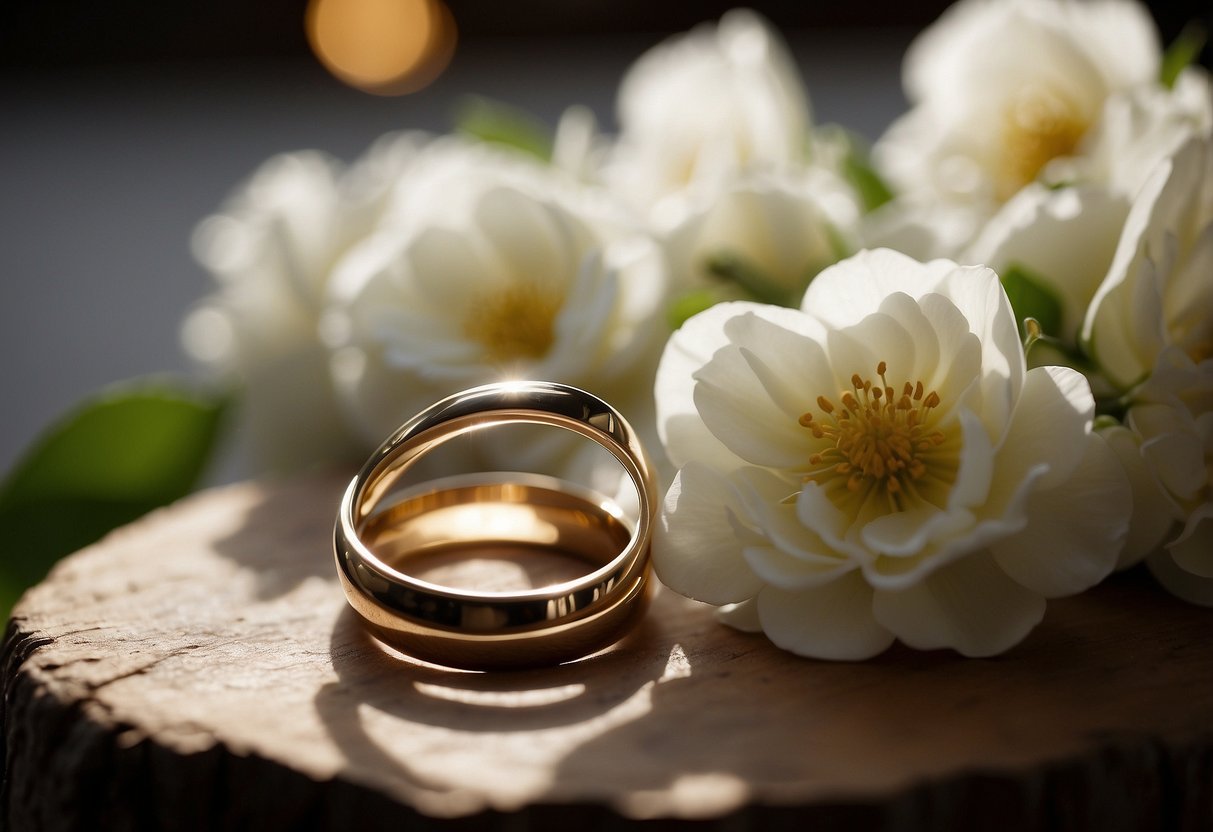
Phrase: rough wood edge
[{"left": 4, "top": 615, "right": 1212, "bottom": 831}]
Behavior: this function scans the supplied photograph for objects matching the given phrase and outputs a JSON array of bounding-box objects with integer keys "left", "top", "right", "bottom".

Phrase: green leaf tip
[
  {"left": 1160, "top": 22, "right": 1207, "bottom": 90},
  {"left": 705, "top": 250, "right": 796, "bottom": 307},
  {"left": 454, "top": 96, "right": 553, "bottom": 161},
  {"left": 666, "top": 289, "right": 719, "bottom": 330}
]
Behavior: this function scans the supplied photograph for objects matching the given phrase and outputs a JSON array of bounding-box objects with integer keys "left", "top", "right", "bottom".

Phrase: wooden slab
[{"left": 3, "top": 475, "right": 1211, "bottom": 830}]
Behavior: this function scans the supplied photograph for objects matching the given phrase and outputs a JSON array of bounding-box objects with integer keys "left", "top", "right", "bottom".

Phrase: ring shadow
[
  {"left": 209, "top": 472, "right": 351, "bottom": 599},
  {"left": 312, "top": 587, "right": 684, "bottom": 794}
]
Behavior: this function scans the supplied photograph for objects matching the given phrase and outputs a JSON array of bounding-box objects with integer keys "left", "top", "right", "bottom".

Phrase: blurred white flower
[
  {"left": 652, "top": 248, "right": 1129, "bottom": 659},
  {"left": 1083, "top": 134, "right": 1213, "bottom": 389},
  {"left": 870, "top": 0, "right": 1162, "bottom": 257},
  {"left": 958, "top": 80, "right": 1208, "bottom": 368},
  {"left": 605, "top": 9, "right": 811, "bottom": 227},
  {"left": 325, "top": 149, "right": 668, "bottom": 472},
  {"left": 663, "top": 170, "right": 861, "bottom": 309},
  {"left": 184, "top": 133, "right": 428, "bottom": 471},
  {"left": 1064, "top": 68, "right": 1212, "bottom": 197}
]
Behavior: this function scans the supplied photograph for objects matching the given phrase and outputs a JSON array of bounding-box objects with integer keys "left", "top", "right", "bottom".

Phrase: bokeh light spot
[{"left": 306, "top": 0, "right": 457, "bottom": 96}]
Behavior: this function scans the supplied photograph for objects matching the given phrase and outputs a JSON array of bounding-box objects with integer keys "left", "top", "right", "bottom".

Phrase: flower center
[
  {"left": 799, "top": 362, "right": 951, "bottom": 508},
  {"left": 465, "top": 282, "right": 562, "bottom": 363},
  {"left": 998, "top": 85, "right": 1088, "bottom": 200}
]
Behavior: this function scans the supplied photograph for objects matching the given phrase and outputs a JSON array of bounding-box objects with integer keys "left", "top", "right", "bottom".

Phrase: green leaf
[
  {"left": 843, "top": 153, "right": 895, "bottom": 214},
  {"left": 705, "top": 250, "right": 794, "bottom": 307},
  {"left": 822, "top": 220, "right": 854, "bottom": 263},
  {"left": 1001, "top": 264, "right": 1064, "bottom": 340},
  {"left": 1160, "top": 23, "right": 1207, "bottom": 89},
  {"left": 818, "top": 125, "right": 894, "bottom": 214},
  {"left": 810, "top": 123, "right": 897, "bottom": 214},
  {"left": 454, "top": 96, "right": 553, "bottom": 161},
  {"left": 0, "top": 381, "right": 228, "bottom": 616},
  {"left": 667, "top": 288, "right": 724, "bottom": 329}
]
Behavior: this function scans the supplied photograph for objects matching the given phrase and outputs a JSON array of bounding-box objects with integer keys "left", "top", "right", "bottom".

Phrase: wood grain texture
[{"left": 2, "top": 474, "right": 1211, "bottom": 831}]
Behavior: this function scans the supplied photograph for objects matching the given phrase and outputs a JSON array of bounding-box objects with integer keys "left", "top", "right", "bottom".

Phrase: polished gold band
[{"left": 334, "top": 381, "right": 655, "bottom": 670}]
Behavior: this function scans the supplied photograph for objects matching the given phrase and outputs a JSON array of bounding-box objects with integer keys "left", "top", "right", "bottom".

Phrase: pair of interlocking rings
[{"left": 335, "top": 381, "right": 656, "bottom": 671}]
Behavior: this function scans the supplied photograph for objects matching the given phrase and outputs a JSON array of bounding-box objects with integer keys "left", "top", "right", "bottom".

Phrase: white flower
[
  {"left": 663, "top": 171, "right": 860, "bottom": 308},
  {"left": 1083, "top": 134, "right": 1213, "bottom": 389},
  {"left": 1065, "top": 68, "right": 1212, "bottom": 198},
  {"left": 184, "top": 133, "right": 427, "bottom": 471},
  {"left": 1104, "top": 348, "right": 1213, "bottom": 603},
  {"left": 653, "top": 248, "right": 1130, "bottom": 659},
  {"left": 604, "top": 9, "right": 811, "bottom": 227},
  {"left": 965, "top": 183, "right": 1130, "bottom": 348},
  {"left": 870, "top": 0, "right": 1161, "bottom": 257},
  {"left": 325, "top": 150, "right": 668, "bottom": 472}
]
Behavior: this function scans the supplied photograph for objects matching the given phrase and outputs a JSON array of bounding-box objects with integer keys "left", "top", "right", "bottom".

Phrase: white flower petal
[
  {"left": 996, "top": 365, "right": 1093, "bottom": 490},
  {"left": 860, "top": 503, "right": 960, "bottom": 556},
  {"left": 1070, "top": 0, "right": 1162, "bottom": 91},
  {"left": 732, "top": 468, "right": 847, "bottom": 565},
  {"left": 720, "top": 309, "right": 832, "bottom": 404},
  {"left": 990, "top": 432, "right": 1127, "bottom": 597},
  {"left": 1100, "top": 424, "right": 1181, "bottom": 568},
  {"left": 475, "top": 186, "right": 579, "bottom": 286},
  {"left": 861, "top": 191, "right": 984, "bottom": 261},
  {"left": 656, "top": 302, "right": 826, "bottom": 473},
  {"left": 742, "top": 544, "right": 854, "bottom": 590},
  {"left": 873, "top": 551, "right": 1045, "bottom": 657},
  {"left": 655, "top": 301, "right": 759, "bottom": 472},
  {"left": 862, "top": 510, "right": 978, "bottom": 591},
  {"left": 716, "top": 597, "right": 763, "bottom": 632},
  {"left": 915, "top": 292, "right": 984, "bottom": 416},
  {"left": 876, "top": 291, "right": 941, "bottom": 384},
  {"left": 796, "top": 482, "right": 869, "bottom": 563},
  {"left": 549, "top": 253, "right": 615, "bottom": 372},
  {"left": 694, "top": 343, "right": 816, "bottom": 468},
  {"left": 1133, "top": 403, "right": 1208, "bottom": 501},
  {"left": 932, "top": 265, "right": 1025, "bottom": 436},
  {"left": 1147, "top": 549, "right": 1213, "bottom": 607},
  {"left": 947, "top": 408, "right": 996, "bottom": 511},
  {"left": 822, "top": 326, "right": 880, "bottom": 391},
  {"left": 802, "top": 248, "right": 956, "bottom": 329},
  {"left": 406, "top": 226, "right": 492, "bottom": 313},
  {"left": 653, "top": 462, "right": 764, "bottom": 605},
  {"left": 756, "top": 574, "right": 894, "bottom": 660},
  {"left": 1170, "top": 504, "right": 1213, "bottom": 579},
  {"left": 1083, "top": 138, "right": 1211, "bottom": 389},
  {"left": 834, "top": 310, "right": 918, "bottom": 386}
]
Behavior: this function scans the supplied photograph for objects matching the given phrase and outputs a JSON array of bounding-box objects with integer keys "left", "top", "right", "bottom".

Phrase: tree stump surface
[{"left": 3, "top": 475, "right": 1211, "bottom": 831}]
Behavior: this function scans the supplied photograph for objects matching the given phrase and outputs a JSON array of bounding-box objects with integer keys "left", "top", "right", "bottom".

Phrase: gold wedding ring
[{"left": 335, "top": 381, "right": 656, "bottom": 670}]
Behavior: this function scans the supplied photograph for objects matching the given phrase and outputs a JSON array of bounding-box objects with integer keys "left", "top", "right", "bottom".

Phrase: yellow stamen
[
  {"left": 464, "top": 281, "right": 562, "bottom": 363},
  {"left": 998, "top": 85, "right": 1089, "bottom": 199},
  {"left": 799, "top": 362, "right": 954, "bottom": 509}
]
